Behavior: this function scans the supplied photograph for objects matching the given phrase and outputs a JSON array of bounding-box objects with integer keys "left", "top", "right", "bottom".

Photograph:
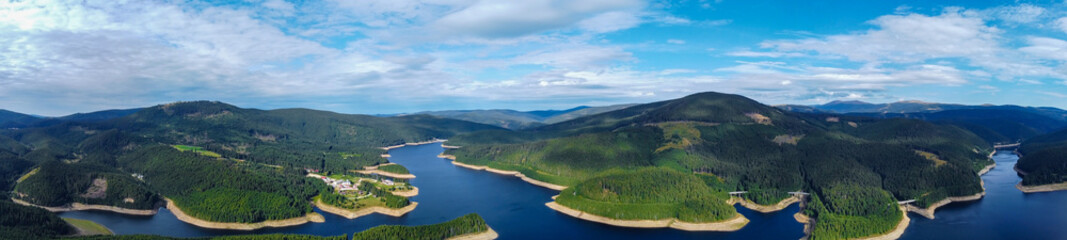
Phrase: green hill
[{"left": 448, "top": 92, "right": 992, "bottom": 239}]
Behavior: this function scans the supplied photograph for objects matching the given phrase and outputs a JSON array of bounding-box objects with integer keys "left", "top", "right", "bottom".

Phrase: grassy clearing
[
  {"left": 62, "top": 218, "right": 112, "bottom": 236},
  {"left": 17, "top": 167, "right": 39, "bottom": 183},
  {"left": 172, "top": 145, "right": 222, "bottom": 158},
  {"left": 914, "top": 150, "right": 947, "bottom": 167}
]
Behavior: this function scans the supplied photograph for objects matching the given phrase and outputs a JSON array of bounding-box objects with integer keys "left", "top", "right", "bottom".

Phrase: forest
[
  {"left": 0, "top": 199, "right": 74, "bottom": 239},
  {"left": 349, "top": 213, "right": 490, "bottom": 240},
  {"left": 554, "top": 168, "right": 736, "bottom": 223},
  {"left": 375, "top": 164, "right": 410, "bottom": 175},
  {"left": 1016, "top": 128, "right": 1067, "bottom": 186}
]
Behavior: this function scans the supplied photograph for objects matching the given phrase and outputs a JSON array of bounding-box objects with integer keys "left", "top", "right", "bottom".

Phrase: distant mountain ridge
[
  {"left": 0, "top": 108, "right": 143, "bottom": 128},
  {"left": 401, "top": 104, "right": 638, "bottom": 130},
  {"left": 777, "top": 100, "right": 1067, "bottom": 144},
  {"left": 802, "top": 100, "right": 1067, "bottom": 122}
]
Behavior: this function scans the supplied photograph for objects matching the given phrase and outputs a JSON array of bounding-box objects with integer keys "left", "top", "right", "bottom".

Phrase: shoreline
[
  {"left": 358, "top": 163, "right": 416, "bottom": 179},
  {"left": 907, "top": 175, "right": 987, "bottom": 220},
  {"left": 793, "top": 212, "right": 813, "bottom": 238},
  {"left": 313, "top": 199, "right": 418, "bottom": 219},
  {"left": 391, "top": 186, "right": 420, "bottom": 197},
  {"left": 11, "top": 197, "right": 158, "bottom": 216},
  {"left": 904, "top": 192, "right": 984, "bottom": 219},
  {"left": 728, "top": 196, "right": 800, "bottom": 213},
  {"left": 449, "top": 159, "right": 568, "bottom": 191},
  {"left": 353, "top": 169, "right": 416, "bottom": 179},
  {"left": 445, "top": 226, "right": 499, "bottom": 240},
  {"left": 978, "top": 162, "right": 996, "bottom": 176},
  {"left": 854, "top": 206, "right": 911, "bottom": 240},
  {"left": 1016, "top": 182, "right": 1067, "bottom": 193},
  {"left": 62, "top": 217, "right": 114, "bottom": 237},
  {"left": 165, "top": 198, "right": 324, "bottom": 230},
  {"left": 1012, "top": 158, "right": 1067, "bottom": 193},
  {"left": 545, "top": 199, "right": 748, "bottom": 231}
]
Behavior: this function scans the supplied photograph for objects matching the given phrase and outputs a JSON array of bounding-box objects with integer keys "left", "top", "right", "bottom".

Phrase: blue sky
[{"left": 2, "top": 0, "right": 1067, "bottom": 116}]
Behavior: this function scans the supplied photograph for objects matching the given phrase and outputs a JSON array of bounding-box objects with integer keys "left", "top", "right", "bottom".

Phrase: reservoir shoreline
[
  {"left": 544, "top": 198, "right": 748, "bottom": 231},
  {"left": 164, "top": 198, "right": 324, "bottom": 230},
  {"left": 11, "top": 197, "right": 158, "bottom": 216}
]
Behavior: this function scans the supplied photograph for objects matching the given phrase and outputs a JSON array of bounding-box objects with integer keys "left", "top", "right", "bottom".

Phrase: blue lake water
[{"left": 59, "top": 144, "right": 1067, "bottom": 239}]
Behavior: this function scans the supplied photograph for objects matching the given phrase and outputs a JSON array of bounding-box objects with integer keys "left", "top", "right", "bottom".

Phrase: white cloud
[
  {"left": 430, "top": 0, "right": 644, "bottom": 38},
  {"left": 761, "top": 10, "right": 1001, "bottom": 62},
  {"left": 667, "top": 39, "right": 686, "bottom": 44},
  {"left": 727, "top": 50, "right": 803, "bottom": 58},
  {"left": 1055, "top": 17, "right": 1067, "bottom": 34},
  {"left": 1019, "top": 37, "right": 1067, "bottom": 61},
  {"left": 984, "top": 4, "right": 1046, "bottom": 24}
]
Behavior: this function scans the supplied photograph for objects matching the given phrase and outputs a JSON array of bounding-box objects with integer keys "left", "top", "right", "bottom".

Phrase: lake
[{"left": 59, "top": 144, "right": 1067, "bottom": 239}]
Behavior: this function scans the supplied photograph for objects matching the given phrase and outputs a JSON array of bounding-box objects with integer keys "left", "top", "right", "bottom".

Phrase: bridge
[
  {"left": 994, "top": 143, "right": 1021, "bottom": 149},
  {"left": 897, "top": 199, "right": 916, "bottom": 205},
  {"left": 728, "top": 191, "right": 809, "bottom": 197}
]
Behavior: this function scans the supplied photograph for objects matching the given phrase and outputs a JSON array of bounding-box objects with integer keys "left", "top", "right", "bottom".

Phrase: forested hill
[
  {"left": 447, "top": 91, "right": 993, "bottom": 239},
  {"left": 1016, "top": 129, "right": 1067, "bottom": 186},
  {"left": 0, "top": 101, "right": 502, "bottom": 227}
]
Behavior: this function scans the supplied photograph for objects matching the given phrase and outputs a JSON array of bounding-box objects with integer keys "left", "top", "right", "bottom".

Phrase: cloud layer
[{"left": 1, "top": 1, "right": 1067, "bottom": 115}]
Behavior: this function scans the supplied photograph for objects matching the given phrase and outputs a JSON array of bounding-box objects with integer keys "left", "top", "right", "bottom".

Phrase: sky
[{"left": 3, "top": 0, "right": 1067, "bottom": 116}]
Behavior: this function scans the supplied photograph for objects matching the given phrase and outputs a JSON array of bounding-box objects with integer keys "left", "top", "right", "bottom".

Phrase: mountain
[
  {"left": 1, "top": 101, "right": 502, "bottom": 227},
  {"left": 406, "top": 104, "right": 637, "bottom": 130},
  {"left": 0, "top": 109, "right": 40, "bottom": 128},
  {"left": 447, "top": 92, "right": 991, "bottom": 239}
]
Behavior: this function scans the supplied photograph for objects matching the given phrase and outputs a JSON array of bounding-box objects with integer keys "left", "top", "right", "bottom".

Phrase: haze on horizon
[{"left": 3, "top": 0, "right": 1067, "bottom": 116}]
